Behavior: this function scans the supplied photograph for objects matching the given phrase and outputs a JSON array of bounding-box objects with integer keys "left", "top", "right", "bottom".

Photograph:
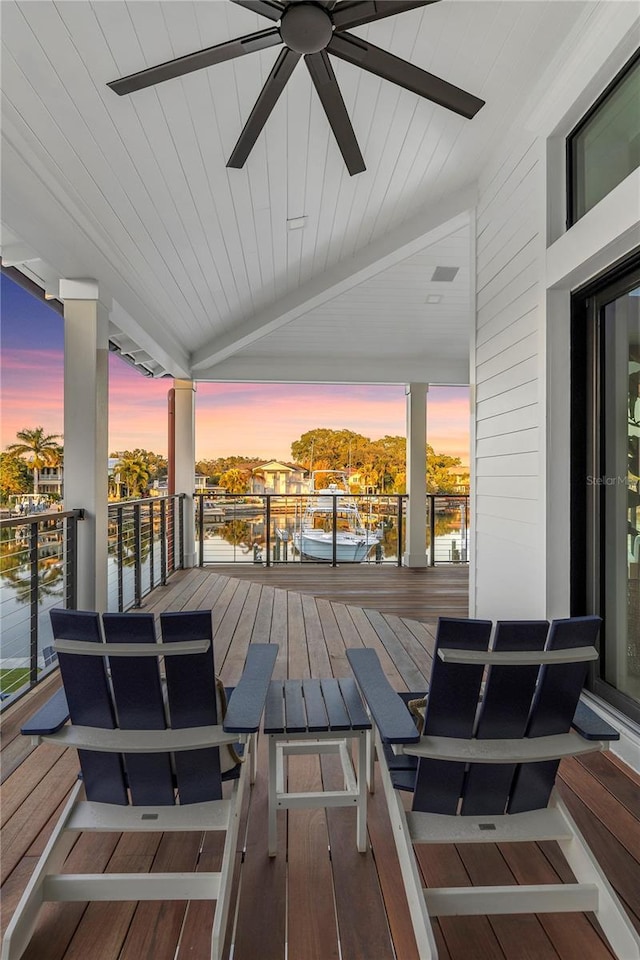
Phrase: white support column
[
  {"left": 404, "top": 383, "right": 428, "bottom": 568},
  {"left": 173, "top": 380, "right": 197, "bottom": 567},
  {"left": 61, "top": 279, "right": 109, "bottom": 611}
]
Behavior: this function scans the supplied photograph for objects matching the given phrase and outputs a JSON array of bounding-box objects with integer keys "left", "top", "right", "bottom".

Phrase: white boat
[{"left": 292, "top": 472, "right": 381, "bottom": 563}]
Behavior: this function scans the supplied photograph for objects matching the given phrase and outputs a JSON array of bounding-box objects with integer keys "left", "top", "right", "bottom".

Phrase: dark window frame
[
  {"left": 571, "top": 249, "right": 640, "bottom": 724},
  {"left": 566, "top": 47, "right": 640, "bottom": 228}
]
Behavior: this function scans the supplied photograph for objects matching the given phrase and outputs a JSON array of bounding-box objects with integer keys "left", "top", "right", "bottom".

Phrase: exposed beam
[
  {"left": 192, "top": 354, "right": 470, "bottom": 385},
  {"left": 190, "top": 184, "right": 476, "bottom": 371},
  {"left": 0, "top": 242, "right": 40, "bottom": 267}
]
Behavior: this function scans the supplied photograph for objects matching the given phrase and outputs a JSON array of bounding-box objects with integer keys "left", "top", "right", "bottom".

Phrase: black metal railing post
[
  {"left": 148, "top": 501, "right": 155, "bottom": 589},
  {"left": 168, "top": 497, "right": 175, "bottom": 574},
  {"left": 265, "top": 495, "right": 271, "bottom": 567},
  {"left": 65, "top": 510, "right": 81, "bottom": 609},
  {"left": 29, "top": 523, "right": 39, "bottom": 687},
  {"left": 133, "top": 503, "right": 142, "bottom": 606},
  {"left": 429, "top": 495, "right": 436, "bottom": 567},
  {"left": 464, "top": 497, "right": 469, "bottom": 561},
  {"left": 116, "top": 506, "right": 124, "bottom": 611},
  {"left": 396, "top": 495, "right": 403, "bottom": 566},
  {"left": 332, "top": 494, "right": 338, "bottom": 567},
  {"left": 198, "top": 494, "right": 204, "bottom": 567},
  {"left": 179, "top": 495, "right": 185, "bottom": 569},
  {"left": 160, "top": 497, "right": 167, "bottom": 585}
]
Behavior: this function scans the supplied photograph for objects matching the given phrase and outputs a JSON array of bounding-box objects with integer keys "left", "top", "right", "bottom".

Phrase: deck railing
[
  {"left": 0, "top": 495, "right": 185, "bottom": 709},
  {"left": 0, "top": 508, "right": 82, "bottom": 707},
  {"left": 0, "top": 492, "right": 464, "bottom": 705},
  {"left": 195, "top": 492, "right": 469, "bottom": 568},
  {"left": 107, "top": 495, "right": 185, "bottom": 612}
]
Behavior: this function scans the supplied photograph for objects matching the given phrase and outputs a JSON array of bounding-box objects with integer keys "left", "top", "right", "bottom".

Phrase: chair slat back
[
  {"left": 413, "top": 618, "right": 492, "bottom": 814},
  {"left": 508, "top": 615, "right": 601, "bottom": 813},
  {"left": 160, "top": 610, "right": 223, "bottom": 803},
  {"left": 102, "top": 613, "right": 174, "bottom": 806},
  {"left": 461, "top": 620, "right": 549, "bottom": 815},
  {"left": 52, "top": 608, "right": 229, "bottom": 807},
  {"left": 410, "top": 615, "right": 601, "bottom": 818},
  {"left": 50, "top": 609, "right": 127, "bottom": 805}
]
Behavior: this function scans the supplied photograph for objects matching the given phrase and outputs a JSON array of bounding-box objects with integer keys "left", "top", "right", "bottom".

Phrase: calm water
[
  {"left": 0, "top": 508, "right": 467, "bottom": 671},
  {"left": 200, "top": 509, "right": 468, "bottom": 564}
]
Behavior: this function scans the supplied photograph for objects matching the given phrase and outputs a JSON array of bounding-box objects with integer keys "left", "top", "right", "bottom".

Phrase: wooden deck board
[{"left": 1, "top": 565, "right": 639, "bottom": 960}]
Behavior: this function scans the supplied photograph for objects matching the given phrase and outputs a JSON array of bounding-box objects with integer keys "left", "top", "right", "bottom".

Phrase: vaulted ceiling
[{"left": 1, "top": 0, "right": 590, "bottom": 383}]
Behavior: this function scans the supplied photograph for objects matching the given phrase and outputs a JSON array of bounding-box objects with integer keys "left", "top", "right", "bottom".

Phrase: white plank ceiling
[{"left": 1, "top": 0, "right": 591, "bottom": 383}]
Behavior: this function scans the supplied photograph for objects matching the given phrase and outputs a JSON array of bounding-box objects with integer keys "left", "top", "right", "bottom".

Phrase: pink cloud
[
  {"left": 1, "top": 348, "right": 65, "bottom": 446},
  {"left": 2, "top": 342, "right": 469, "bottom": 464}
]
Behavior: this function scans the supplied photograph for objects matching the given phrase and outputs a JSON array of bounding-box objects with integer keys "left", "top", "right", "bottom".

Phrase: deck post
[
  {"left": 61, "top": 279, "right": 109, "bottom": 611},
  {"left": 404, "top": 383, "right": 428, "bottom": 567},
  {"left": 171, "top": 380, "right": 197, "bottom": 567}
]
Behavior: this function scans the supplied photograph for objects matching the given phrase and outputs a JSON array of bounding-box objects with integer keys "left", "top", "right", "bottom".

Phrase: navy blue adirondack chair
[
  {"left": 2, "top": 608, "right": 277, "bottom": 960},
  {"left": 347, "top": 616, "right": 639, "bottom": 960}
]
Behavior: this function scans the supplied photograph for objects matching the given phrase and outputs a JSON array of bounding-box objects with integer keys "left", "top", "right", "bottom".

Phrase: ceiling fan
[{"left": 108, "top": 0, "right": 485, "bottom": 176}]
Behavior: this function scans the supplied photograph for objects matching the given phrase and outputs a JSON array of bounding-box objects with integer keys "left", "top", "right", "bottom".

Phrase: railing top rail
[
  {"left": 194, "top": 492, "right": 467, "bottom": 499},
  {"left": 108, "top": 494, "right": 184, "bottom": 509},
  {"left": 0, "top": 508, "right": 83, "bottom": 529}
]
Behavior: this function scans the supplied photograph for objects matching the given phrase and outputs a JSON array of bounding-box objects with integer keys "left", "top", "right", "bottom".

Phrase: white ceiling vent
[{"left": 431, "top": 266, "right": 459, "bottom": 282}]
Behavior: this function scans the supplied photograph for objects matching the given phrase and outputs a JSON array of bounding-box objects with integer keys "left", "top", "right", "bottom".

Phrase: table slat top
[{"left": 264, "top": 678, "right": 371, "bottom": 734}]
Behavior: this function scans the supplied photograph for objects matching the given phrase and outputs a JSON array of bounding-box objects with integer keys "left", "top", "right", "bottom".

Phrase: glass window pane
[
  {"left": 570, "top": 54, "right": 640, "bottom": 221},
  {"left": 601, "top": 285, "right": 640, "bottom": 703}
]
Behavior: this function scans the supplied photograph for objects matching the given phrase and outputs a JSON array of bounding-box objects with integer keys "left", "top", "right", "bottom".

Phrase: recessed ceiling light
[
  {"left": 426, "top": 294, "right": 442, "bottom": 304},
  {"left": 287, "top": 216, "right": 307, "bottom": 230},
  {"left": 431, "top": 266, "right": 459, "bottom": 282}
]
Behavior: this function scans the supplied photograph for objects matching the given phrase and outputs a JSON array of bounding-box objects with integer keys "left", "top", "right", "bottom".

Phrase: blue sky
[{"left": 1, "top": 273, "right": 469, "bottom": 462}]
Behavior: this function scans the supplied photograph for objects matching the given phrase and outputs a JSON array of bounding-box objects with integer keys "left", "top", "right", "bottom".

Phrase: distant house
[
  {"left": 250, "top": 461, "right": 308, "bottom": 496},
  {"left": 37, "top": 465, "right": 63, "bottom": 499},
  {"left": 151, "top": 476, "right": 224, "bottom": 496},
  {"left": 446, "top": 466, "right": 470, "bottom": 494},
  {"left": 107, "top": 457, "right": 124, "bottom": 499}
]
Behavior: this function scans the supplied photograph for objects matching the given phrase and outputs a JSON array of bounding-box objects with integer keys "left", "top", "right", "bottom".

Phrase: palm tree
[
  {"left": 115, "top": 454, "right": 151, "bottom": 499},
  {"left": 7, "top": 428, "right": 62, "bottom": 496}
]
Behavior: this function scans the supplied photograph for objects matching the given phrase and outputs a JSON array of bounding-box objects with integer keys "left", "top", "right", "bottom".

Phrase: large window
[
  {"left": 568, "top": 50, "right": 640, "bottom": 225},
  {"left": 572, "top": 255, "right": 640, "bottom": 722}
]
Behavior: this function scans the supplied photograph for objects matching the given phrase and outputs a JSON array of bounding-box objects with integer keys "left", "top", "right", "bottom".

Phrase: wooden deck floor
[
  {"left": 197, "top": 562, "right": 470, "bottom": 622},
  {"left": 2, "top": 566, "right": 639, "bottom": 960}
]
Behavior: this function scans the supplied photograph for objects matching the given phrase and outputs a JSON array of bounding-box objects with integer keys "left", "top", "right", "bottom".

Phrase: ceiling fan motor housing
[{"left": 280, "top": 3, "right": 333, "bottom": 54}]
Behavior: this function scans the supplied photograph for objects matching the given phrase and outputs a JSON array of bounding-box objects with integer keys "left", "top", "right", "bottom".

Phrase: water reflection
[
  {"left": 199, "top": 501, "right": 468, "bottom": 564},
  {"left": 0, "top": 525, "right": 64, "bottom": 604}
]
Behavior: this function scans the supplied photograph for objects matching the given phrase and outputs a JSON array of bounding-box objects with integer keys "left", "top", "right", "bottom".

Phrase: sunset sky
[{"left": 1, "top": 273, "right": 470, "bottom": 463}]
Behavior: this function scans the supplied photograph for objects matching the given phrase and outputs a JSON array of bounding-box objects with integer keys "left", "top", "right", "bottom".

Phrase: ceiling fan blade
[
  {"left": 332, "top": 1, "right": 438, "bottom": 32},
  {"left": 108, "top": 27, "right": 282, "bottom": 96},
  {"left": 227, "top": 47, "right": 301, "bottom": 168},
  {"left": 328, "top": 32, "right": 484, "bottom": 119},
  {"left": 230, "top": 0, "right": 285, "bottom": 22},
  {"left": 306, "top": 52, "right": 365, "bottom": 176}
]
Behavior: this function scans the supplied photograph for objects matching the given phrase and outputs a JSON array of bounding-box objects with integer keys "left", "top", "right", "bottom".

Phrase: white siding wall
[
  {"left": 471, "top": 2, "right": 640, "bottom": 623},
  {"left": 473, "top": 131, "right": 546, "bottom": 618}
]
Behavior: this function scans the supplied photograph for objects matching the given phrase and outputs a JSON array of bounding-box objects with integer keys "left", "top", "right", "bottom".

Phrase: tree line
[{"left": 1, "top": 425, "right": 467, "bottom": 503}]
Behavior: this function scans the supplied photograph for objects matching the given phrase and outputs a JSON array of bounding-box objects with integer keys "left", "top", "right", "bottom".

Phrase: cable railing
[
  {"left": 195, "top": 492, "right": 469, "bottom": 568},
  {"left": 0, "top": 509, "right": 82, "bottom": 707},
  {"left": 107, "top": 494, "right": 185, "bottom": 612},
  {"left": 0, "top": 491, "right": 464, "bottom": 707},
  {"left": 0, "top": 496, "right": 185, "bottom": 710}
]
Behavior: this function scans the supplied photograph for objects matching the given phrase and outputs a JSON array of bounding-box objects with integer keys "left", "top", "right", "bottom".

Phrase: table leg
[
  {"left": 249, "top": 732, "right": 258, "bottom": 785},
  {"left": 268, "top": 735, "right": 277, "bottom": 857},
  {"left": 357, "top": 730, "right": 367, "bottom": 852},
  {"left": 367, "top": 724, "right": 375, "bottom": 794}
]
